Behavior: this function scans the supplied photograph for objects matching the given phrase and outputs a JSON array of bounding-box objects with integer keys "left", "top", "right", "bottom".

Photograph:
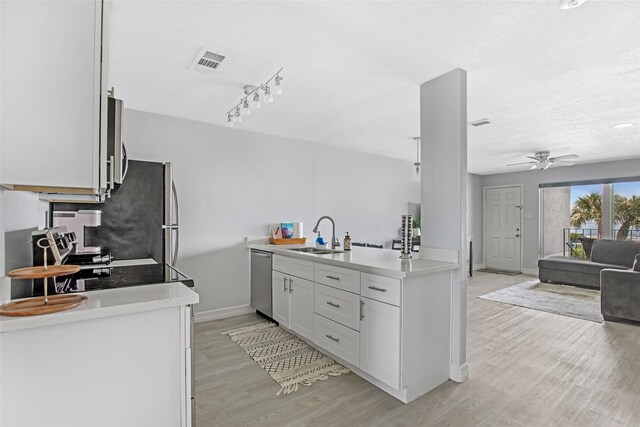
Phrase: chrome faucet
[{"left": 313, "top": 216, "right": 340, "bottom": 250}]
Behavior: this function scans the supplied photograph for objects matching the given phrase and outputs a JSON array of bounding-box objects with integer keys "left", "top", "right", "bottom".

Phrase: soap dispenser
[
  {"left": 343, "top": 232, "right": 352, "bottom": 251},
  {"left": 315, "top": 232, "right": 326, "bottom": 248}
]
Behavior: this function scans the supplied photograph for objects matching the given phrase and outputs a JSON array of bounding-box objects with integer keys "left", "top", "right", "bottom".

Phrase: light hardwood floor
[{"left": 194, "top": 272, "right": 640, "bottom": 426}]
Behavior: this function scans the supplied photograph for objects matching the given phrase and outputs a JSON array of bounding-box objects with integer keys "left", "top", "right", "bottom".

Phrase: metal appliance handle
[
  {"left": 253, "top": 252, "right": 271, "bottom": 258},
  {"left": 121, "top": 143, "right": 129, "bottom": 180},
  {"left": 172, "top": 180, "right": 180, "bottom": 267}
]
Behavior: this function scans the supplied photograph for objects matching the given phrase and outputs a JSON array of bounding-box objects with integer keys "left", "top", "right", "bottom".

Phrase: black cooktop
[{"left": 12, "top": 263, "right": 194, "bottom": 299}]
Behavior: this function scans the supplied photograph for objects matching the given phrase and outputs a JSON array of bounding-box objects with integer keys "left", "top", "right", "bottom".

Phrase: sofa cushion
[
  {"left": 538, "top": 255, "right": 627, "bottom": 275},
  {"left": 590, "top": 239, "right": 640, "bottom": 268},
  {"left": 633, "top": 254, "right": 640, "bottom": 272}
]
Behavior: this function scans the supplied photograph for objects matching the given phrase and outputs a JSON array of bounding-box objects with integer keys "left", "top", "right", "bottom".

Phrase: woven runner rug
[{"left": 222, "top": 322, "right": 350, "bottom": 395}]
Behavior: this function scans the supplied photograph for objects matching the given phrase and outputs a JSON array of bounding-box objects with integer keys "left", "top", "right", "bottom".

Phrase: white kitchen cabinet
[
  {"left": 360, "top": 297, "right": 401, "bottom": 390},
  {"left": 289, "top": 276, "right": 314, "bottom": 340},
  {"left": 272, "top": 269, "right": 314, "bottom": 341},
  {"left": 0, "top": 0, "right": 108, "bottom": 196},
  {"left": 272, "top": 270, "right": 290, "bottom": 326}
]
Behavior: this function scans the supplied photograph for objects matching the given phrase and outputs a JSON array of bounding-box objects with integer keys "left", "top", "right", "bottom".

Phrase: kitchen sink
[{"left": 288, "top": 247, "right": 344, "bottom": 255}]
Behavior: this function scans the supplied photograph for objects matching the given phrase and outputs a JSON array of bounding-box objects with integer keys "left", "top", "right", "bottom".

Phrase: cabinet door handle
[
  {"left": 326, "top": 275, "right": 340, "bottom": 280},
  {"left": 326, "top": 334, "right": 339, "bottom": 342},
  {"left": 368, "top": 286, "right": 387, "bottom": 292},
  {"left": 289, "top": 278, "right": 293, "bottom": 293},
  {"left": 284, "top": 277, "right": 288, "bottom": 293},
  {"left": 326, "top": 301, "right": 340, "bottom": 308},
  {"left": 360, "top": 300, "right": 365, "bottom": 320}
]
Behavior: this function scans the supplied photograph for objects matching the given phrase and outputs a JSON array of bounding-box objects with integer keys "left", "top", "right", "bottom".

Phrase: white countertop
[
  {"left": 0, "top": 282, "right": 199, "bottom": 333},
  {"left": 247, "top": 241, "right": 459, "bottom": 278}
]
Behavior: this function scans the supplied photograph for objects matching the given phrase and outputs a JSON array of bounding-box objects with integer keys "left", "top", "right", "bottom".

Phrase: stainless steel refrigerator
[{"left": 52, "top": 160, "right": 180, "bottom": 266}]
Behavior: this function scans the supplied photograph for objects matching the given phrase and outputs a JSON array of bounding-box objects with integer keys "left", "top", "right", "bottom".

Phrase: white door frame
[{"left": 483, "top": 184, "right": 524, "bottom": 272}]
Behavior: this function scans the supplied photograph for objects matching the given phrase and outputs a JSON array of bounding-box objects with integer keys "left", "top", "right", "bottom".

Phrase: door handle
[
  {"left": 284, "top": 277, "right": 287, "bottom": 292},
  {"left": 325, "top": 334, "right": 339, "bottom": 342},
  {"left": 360, "top": 300, "right": 365, "bottom": 320},
  {"left": 326, "top": 301, "right": 340, "bottom": 308},
  {"left": 326, "top": 275, "right": 340, "bottom": 281},
  {"left": 368, "top": 286, "right": 387, "bottom": 292},
  {"left": 516, "top": 234, "right": 520, "bottom": 237},
  {"left": 289, "top": 278, "right": 293, "bottom": 293}
]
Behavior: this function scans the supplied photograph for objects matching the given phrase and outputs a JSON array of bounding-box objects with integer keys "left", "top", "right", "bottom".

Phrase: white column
[{"left": 420, "top": 69, "right": 468, "bottom": 382}]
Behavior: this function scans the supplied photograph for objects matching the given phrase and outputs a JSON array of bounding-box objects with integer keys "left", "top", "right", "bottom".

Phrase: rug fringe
[{"left": 275, "top": 366, "right": 351, "bottom": 396}]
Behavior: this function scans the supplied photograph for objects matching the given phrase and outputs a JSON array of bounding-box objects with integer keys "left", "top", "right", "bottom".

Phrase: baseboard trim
[
  {"left": 522, "top": 268, "right": 539, "bottom": 276},
  {"left": 194, "top": 304, "right": 254, "bottom": 323},
  {"left": 472, "top": 263, "right": 485, "bottom": 271},
  {"left": 450, "top": 363, "right": 469, "bottom": 383}
]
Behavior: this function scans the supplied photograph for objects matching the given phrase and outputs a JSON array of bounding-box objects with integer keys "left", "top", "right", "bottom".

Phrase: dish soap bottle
[
  {"left": 344, "top": 232, "right": 352, "bottom": 251},
  {"left": 315, "top": 232, "right": 326, "bottom": 248}
]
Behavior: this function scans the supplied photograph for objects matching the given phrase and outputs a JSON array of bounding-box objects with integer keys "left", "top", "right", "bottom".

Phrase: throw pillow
[{"left": 634, "top": 254, "right": 640, "bottom": 272}]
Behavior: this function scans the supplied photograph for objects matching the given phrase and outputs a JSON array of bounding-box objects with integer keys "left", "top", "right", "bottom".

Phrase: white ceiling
[{"left": 108, "top": 1, "right": 640, "bottom": 175}]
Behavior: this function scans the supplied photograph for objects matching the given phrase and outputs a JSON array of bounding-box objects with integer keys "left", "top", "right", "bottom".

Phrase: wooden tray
[
  {"left": 270, "top": 238, "right": 307, "bottom": 245},
  {"left": 6, "top": 265, "right": 81, "bottom": 279},
  {"left": 0, "top": 294, "right": 87, "bottom": 317}
]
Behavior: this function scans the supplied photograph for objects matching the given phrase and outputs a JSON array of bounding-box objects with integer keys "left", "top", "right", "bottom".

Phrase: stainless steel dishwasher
[{"left": 251, "top": 250, "right": 273, "bottom": 320}]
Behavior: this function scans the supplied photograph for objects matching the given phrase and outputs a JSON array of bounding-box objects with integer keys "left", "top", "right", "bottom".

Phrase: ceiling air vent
[
  {"left": 468, "top": 118, "right": 491, "bottom": 127},
  {"left": 191, "top": 48, "right": 225, "bottom": 72}
]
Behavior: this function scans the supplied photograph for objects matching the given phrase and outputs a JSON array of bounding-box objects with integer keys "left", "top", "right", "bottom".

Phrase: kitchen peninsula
[
  {"left": 247, "top": 240, "right": 459, "bottom": 403},
  {"left": 0, "top": 281, "right": 198, "bottom": 427}
]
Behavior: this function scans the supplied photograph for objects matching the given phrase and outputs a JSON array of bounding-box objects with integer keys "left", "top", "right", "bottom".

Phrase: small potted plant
[{"left": 412, "top": 218, "right": 421, "bottom": 237}]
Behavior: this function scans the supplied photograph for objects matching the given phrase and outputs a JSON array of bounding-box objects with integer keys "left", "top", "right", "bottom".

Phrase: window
[{"left": 540, "top": 178, "right": 640, "bottom": 259}]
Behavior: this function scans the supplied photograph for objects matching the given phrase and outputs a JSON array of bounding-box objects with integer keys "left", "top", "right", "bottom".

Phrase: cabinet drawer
[
  {"left": 314, "top": 263, "right": 361, "bottom": 294},
  {"left": 314, "top": 314, "right": 359, "bottom": 367},
  {"left": 361, "top": 273, "right": 401, "bottom": 306},
  {"left": 272, "top": 254, "right": 314, "bottom": 281},
  {"left": 272, "top": 254, "right": 291, "bottom": 274},
  {"left": 314, "top": 283, "right": 360, "bottom": 331},
  {"left": 291, "top": 259, "right": 314, "bottom": 281}
]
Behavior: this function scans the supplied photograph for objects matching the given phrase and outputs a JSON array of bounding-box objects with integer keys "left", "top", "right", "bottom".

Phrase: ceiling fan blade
[
  {"left": 528, "top": 164, "right": 538, "bottom": 170},
  {"left": 542, "top": 162, "right": 552, "bottom": 171},
  {"left": 526, "top": 156, "right": 539, "bottom": 160},
  {"left": 550, "top": 154, "right": 579, "bottom": 161},
  {"left": 506, "top": 161, "right": 536, "bottom": 166}
]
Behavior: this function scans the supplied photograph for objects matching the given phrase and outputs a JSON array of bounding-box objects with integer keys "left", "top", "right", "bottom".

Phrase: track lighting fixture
[
  {"left": 413, "top": 137, "right": 421, "bottom": 178},
  {"left": 273, "top": 75, "right": 283, "bottom": 95},
  {"left": 224, "top": 67, "right": 283, "bottom": 128},
  {"left": 241, "top": 98, "right": 251, "bottom": 115},
  {"left": 251, "top": 92, "right": 261, "bottom": 109},
  {"left": 263, "top": 86, "right": 274, "bottom": 104}
]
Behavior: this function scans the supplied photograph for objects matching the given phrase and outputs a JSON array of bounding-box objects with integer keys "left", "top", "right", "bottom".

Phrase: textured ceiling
[{"left": 108, "top": 1, "right": 640, "bottom": 175}]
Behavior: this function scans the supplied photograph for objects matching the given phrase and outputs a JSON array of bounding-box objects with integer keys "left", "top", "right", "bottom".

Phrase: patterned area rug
[
  {"left": 479, "top": 280, "right": 603, "bottom": 322},
  {"left": 222, "top": 322, "right": 350, "bottom": 395}
]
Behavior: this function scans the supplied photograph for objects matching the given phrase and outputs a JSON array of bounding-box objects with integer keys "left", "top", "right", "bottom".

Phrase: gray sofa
[
  {"left": 601, "top": 263, "right": 640, "bottom": 323},
  {"left": 538, "top": 239, "right": 640, "bottom": 289}
]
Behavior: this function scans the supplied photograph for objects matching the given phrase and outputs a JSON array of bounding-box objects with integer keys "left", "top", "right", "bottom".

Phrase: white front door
[{"left": 485, "top": 186, "right": 522, "bottom": 272}]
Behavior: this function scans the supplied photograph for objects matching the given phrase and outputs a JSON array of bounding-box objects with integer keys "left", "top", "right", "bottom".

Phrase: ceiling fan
[{"left": 506, "top": 151, "right": 579, "bottom": 171}]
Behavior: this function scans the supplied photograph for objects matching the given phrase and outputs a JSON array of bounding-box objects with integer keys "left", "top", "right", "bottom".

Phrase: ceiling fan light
[
  {"left": 225, "top": 114, "right": 234, "bottom": 128},
  {"left": 263, "top": 86, "right": 274, "bottom": 104}
]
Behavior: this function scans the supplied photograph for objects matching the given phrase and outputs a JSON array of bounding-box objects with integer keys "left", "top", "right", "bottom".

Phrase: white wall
[
  {"left": 123, "top": 109, "right": 420, "bottom": 314},
  {"left": 480, "top": 158, "right": 640, "bottom": 271}
]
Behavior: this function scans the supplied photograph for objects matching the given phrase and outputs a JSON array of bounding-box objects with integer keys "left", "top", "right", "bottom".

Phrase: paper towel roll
[{"left": 293, "top": 222, "right": 303, "bottom": 238}]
